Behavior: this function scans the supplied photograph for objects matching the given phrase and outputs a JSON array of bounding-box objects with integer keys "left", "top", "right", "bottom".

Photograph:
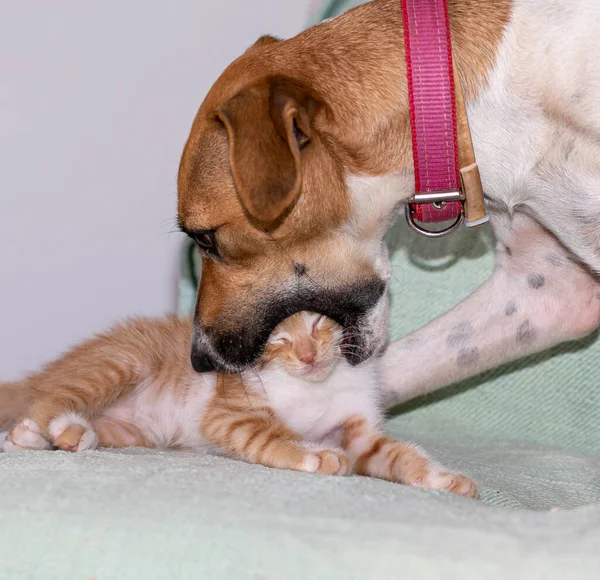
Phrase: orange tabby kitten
[{"left": 1, "top": 312, "right": 476, "bottom": 497}]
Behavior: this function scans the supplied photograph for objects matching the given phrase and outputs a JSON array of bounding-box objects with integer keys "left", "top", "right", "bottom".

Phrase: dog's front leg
[{"left": 381, "top": 214, "right": 600, "bottom": 406}]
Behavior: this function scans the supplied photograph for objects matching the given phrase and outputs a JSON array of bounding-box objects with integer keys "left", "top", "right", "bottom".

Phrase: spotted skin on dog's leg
[
  {"left": 505, "top": 300, "right": 517, "bottom": 316},
  {"left": 381, "top": 215, "right": 600, "bottom": 406},
  {"left": 516, "top": 321, "right": 536, "bottom": 346}
]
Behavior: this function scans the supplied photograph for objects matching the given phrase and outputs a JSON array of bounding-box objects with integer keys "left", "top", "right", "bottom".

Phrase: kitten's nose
[{"left": 299, "top": 351, "right": 316, "bottom": 365}]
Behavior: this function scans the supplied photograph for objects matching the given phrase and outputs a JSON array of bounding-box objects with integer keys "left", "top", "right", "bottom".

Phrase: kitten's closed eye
[{"left": 311, "top": 314, "right": 325, "bottom": 332}]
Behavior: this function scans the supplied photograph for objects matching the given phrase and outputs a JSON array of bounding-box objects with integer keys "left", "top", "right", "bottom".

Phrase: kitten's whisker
[
  {"left": 340, "top": 349, "right": 370, "bottom": 358},
  {"left": 238, "top": 371, "right": 252, "bottom": 409},
  {"left": 218, "top": 373, "right": 233, "bottom": 411},
  {"left": 339, "top": 340, "right": 368, "bottom": 350},
  {"left": 340, "top": 344, "right": 371, "bottom": 355},
  {"left": 340, "top": 342, "right": 366, "bottom": 349},
  {"left": 339, "top": 325, "right": 361, "bottom": 334},
  {"left": 249, "top": 364, "right": 268, "bottom": 401}
]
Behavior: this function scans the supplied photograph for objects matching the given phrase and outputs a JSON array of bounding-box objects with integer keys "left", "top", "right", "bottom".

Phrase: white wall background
[{"left": 1, "top": 1, "right": 309, "bottom": 380}]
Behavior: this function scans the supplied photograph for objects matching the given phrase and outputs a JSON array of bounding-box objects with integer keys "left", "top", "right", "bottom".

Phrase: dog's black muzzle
[{"left": 190, "top": 277, "right": 386, "bottom": 373}]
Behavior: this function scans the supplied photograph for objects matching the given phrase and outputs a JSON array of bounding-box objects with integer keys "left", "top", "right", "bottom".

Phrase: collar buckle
[{"left": 405, "top": 190, "right": 464, "bottom": 238}]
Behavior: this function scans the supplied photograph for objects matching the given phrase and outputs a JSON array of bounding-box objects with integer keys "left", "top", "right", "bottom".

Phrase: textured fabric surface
[{"left": 1, "top": 446, "right": 599, "bottom": 580}]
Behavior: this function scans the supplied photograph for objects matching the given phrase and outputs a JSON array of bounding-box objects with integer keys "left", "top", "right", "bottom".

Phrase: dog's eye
[{"left": 193, "top": 231, "right": 218, "bottom": 256}]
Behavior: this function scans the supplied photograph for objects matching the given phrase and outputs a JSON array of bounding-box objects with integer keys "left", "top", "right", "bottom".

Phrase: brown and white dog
[{"left": 177, "top": 0, "right": 600, "bottom": 404}]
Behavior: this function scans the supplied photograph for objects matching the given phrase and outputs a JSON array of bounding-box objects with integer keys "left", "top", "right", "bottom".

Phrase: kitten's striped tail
[{"left": 0, "top": 381, "right": 32, "bottom": 430}]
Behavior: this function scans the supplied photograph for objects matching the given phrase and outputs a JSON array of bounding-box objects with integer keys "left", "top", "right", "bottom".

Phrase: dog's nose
[{"left": 190, "top": 350, "right": 216, "bottom": 373}]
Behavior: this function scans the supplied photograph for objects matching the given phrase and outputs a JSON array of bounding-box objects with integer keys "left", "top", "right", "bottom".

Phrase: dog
[{"left": 177, "top": 0, "right": 600, "bottom": 405}]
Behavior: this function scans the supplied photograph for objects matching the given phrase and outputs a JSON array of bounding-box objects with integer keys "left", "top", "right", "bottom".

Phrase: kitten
[{"left": 1, "top": 312, "right": 476, "bottom": 497}]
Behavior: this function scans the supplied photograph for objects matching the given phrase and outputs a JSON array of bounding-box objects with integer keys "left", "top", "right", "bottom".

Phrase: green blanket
[{"left": 1, "top": 443, "right": 599, "bottom": 579}]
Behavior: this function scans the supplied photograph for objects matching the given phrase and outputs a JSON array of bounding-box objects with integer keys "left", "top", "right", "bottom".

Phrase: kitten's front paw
[
  {"left": 411, "top": 466, "right": 478, "bottom": 499},
  {"left": 4, "top": 419, "right": 52, "bottom": 451},
  {"left": 301, "top": 449, "right": 351, "bottom": 476},
  {"left": 48, "top": 413, "right": 98, "bottom": 452}
]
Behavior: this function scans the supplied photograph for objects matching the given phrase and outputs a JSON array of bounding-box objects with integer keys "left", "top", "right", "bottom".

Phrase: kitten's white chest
[{"left": 252, "top": 360, "right": 381, "bottom": 442}]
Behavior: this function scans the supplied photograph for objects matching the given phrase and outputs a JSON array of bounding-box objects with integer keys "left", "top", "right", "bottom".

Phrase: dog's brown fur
[{"left": 177, "top": 0, "right": 512, "bottom": 372}]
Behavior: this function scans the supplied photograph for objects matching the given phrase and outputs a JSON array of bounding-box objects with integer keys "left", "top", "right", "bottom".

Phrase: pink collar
[{"left": 401, "top": 0, "right": 489, "bottom": 237}]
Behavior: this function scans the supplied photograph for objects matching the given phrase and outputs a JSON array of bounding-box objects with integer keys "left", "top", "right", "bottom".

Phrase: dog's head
[
  {"left": 176, "top": 1, "right": 510, "bottom": 373},
  {"left": 178, "top": 16, "right": 417, "bottom": 373},
  {"left": 178, "top": 27, "right": 412, "bottom": 373}
]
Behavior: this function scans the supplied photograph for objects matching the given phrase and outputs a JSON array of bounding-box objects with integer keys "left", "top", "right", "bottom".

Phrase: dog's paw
[
  {"left": 3, "top": 419, "right": 52, "bottom": 452},
  {"left": 410, "top": 465, "right": 478, "bottom": 498},
  {"left": 301, "top": 448, "right": 351, "bottom": 476},
  {"left": 48, "top": 413, "right": 98, "bottom": 452}
]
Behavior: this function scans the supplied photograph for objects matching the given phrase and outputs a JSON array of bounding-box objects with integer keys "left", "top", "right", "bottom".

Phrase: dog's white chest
[
  {"left": 467, "top": 5, "right": 548, "bottom": 211},
  {"left": 462, "top": 0, "right": 600, "bottom": 266}
]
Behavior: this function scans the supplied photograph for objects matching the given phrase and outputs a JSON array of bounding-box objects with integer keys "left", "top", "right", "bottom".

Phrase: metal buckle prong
[
  {"left": 405, "top": 189, "right": 465, "bottom": 238},
  {"left": 407, "top": 189, "right": 464, "bottom": 205}
]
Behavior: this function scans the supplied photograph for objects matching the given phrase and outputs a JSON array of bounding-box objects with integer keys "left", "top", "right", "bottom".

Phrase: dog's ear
[{"left": 216, "top": 76, "right": 323, "bottom": 224}]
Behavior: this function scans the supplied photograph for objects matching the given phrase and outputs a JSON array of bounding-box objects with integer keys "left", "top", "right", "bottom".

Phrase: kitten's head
[{"left": 262, "top": 311, "right": 344, "bottom": 382}]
